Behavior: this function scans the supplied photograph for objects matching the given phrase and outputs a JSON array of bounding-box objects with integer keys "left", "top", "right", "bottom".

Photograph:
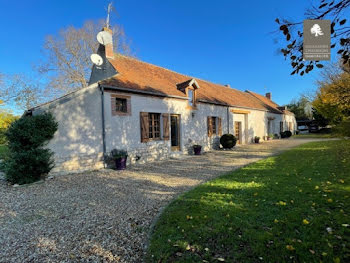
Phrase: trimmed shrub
[
  {"left": 4, "top": 113, "right": 58, "bottom": 184},
  {"left": 220, "top": 134, "right": 237, "bottom": 149},
  {"left": 280, "top": 131, "right": 292, "bottom": 138},
  {"left": 285, "top": 131, "right": 292, "bottom": 137}
]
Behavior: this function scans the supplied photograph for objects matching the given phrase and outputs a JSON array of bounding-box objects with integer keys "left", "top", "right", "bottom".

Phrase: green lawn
[
  {"left": 147, "top": 140, "right": 350, "bottom": 263},
  {"left": 294, "top": 133, "right": 336, "bottom": 139}
]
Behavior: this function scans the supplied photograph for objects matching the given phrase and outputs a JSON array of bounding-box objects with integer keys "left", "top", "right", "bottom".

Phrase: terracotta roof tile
[{"left": 101, "top": 55, "right": 283, "bottom": 113}]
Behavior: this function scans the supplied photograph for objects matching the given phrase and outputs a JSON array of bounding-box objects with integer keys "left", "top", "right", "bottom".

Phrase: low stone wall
[
  {"left": 51, "top": 139, "right": 220, "bottom": 174},
  {"left": 50, "top": 152, "right": 104, "bottom": 175}
]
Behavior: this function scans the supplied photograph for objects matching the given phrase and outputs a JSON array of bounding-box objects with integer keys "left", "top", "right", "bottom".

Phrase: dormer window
[{"left": 176, "top": 78, "right": 200, "bottom": 109}]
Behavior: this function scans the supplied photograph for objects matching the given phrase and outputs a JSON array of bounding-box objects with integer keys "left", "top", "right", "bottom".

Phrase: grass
[
  {"left": 0, "top": 144, "right": 9, "bottom": 159},
  {"left": 294, "top": 133, "right": 336, "bottom": 139},
  {"left": 147, "top": 140, "right": 350, "bottom": 263}
]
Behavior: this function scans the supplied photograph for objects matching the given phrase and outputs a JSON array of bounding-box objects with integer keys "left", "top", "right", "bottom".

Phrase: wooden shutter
[
  {"left": 111, "top": 97, "right": 116, "bottom": 115},
  {"left": 207, "top": 116, "right": 212, "bottom": 137},
  {"left": 140, "top": 112, "right": 149, "bottom": 142},
  {"left": 218, "top": 117, "right": 222, "bottom": 136},
  {"left": 162, "top": 114, "right": 170, "bottom": 140}
]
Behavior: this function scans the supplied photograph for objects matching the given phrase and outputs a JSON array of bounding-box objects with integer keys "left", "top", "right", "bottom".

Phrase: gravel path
[{"left": 0, "top": 138, "right": 327, "bottom": 262}]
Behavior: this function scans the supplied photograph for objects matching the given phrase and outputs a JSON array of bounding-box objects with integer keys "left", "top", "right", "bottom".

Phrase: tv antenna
[{"left": 106, "top": 2, "right": 113, "bottom": 29}]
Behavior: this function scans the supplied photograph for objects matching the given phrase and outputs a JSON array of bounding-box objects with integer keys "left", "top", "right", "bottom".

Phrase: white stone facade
[{"left": 32, "top": 85, "right": 297, "bottom": 173}]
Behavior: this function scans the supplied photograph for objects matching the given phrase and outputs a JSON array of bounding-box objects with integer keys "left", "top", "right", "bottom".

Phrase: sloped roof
[
  {"left": 245, "top": 91, "right": 283, "bottom": 114},
  {"left": 100, "top": 54, "right": 283, "bottom": 113}
]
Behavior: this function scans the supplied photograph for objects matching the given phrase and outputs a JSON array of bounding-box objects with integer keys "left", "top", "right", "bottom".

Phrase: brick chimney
[
  {"left": 102, "top": 27, "right": 114, "bottom": 59},
  {"left": 265, "top": 92, "right": 271, "bottom": 100}
]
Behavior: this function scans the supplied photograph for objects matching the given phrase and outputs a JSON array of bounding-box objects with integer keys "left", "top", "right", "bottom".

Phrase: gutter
[
  {"left": 99, "top": 84, "right": 107, "bottom": 168},
  {"left": 227, "top": 106, "right": 230, "bottom": 134}
]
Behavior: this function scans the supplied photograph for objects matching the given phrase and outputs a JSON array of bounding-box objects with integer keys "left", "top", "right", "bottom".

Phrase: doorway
[
  {"left": 235, "top": 121, "right": 242, "bottom": 144},
  {"left": 171, "top": 114, "right": 180, "bottom": 151}
]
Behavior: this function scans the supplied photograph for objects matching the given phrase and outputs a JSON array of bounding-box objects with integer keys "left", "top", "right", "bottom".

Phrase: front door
[
  {"left": 171, "top": 115, "right": 180, "bottom": 151},
  {"left": 235, "top": 121, "right": 242, "bottom": 144}
]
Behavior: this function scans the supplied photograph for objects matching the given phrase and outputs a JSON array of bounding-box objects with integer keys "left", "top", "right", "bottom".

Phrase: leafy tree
[
  {"left": 4, "top": 112, "right": 58, "bottom": 184},
  {"left": 287, "top": 96, "right": 313, "bottom": 120},
  {"left": 312, "top": 62, "right": 350, "bottom": 123},
  {"left": 276, "top": 0, "right": 350, "bottom": 75},
  {"left": 38, "top": 20, "right": 132, "bottom": 96},
  {"left": 0, "top": 110, "right": 18, "bottom": 144},
  {"left": 312, "top": 107, "right": 329, "bottom": 127}
]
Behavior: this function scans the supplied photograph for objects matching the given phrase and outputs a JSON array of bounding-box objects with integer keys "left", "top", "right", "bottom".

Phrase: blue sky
[{"left": 0, "top": 0, "right": 330, "bottom": 107}]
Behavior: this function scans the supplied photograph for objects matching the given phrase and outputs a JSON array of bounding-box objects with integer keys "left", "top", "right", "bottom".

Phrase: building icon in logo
[{"left": 310, "top": 24, "right": 324, "bottom": 37}]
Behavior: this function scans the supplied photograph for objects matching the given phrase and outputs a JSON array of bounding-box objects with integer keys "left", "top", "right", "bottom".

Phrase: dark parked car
[{"left": 309, "top": 124, "right": 319, "bottom": 133}]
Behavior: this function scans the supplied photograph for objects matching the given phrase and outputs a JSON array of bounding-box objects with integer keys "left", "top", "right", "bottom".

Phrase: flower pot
[
  {"left": 193, "top": 146, "right": 202, "bottom": 155},
  {"left": 115, "top": 156, "right": 127, "bottom": 170}
]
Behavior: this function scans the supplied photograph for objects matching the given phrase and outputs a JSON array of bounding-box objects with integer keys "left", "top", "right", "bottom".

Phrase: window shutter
[
  {"left": 111, "top": 97, "right": 116, "bottom": 115},
  {"left": 140, "top": 112, "right": 149, "bottom": 142},
  {"left": 162, "top": 114, "right": 170, "bottom": 140},
  {"left": 207, "top": 116, "right": 212, "bottom": 137},
  {"left": 218, "top": 117, "right": 222, "bottom": 136}
]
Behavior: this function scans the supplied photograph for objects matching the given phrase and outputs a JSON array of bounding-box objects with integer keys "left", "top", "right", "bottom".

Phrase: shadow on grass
[{"left": 147, "top": 140, "right": 350, "bottom": 263}]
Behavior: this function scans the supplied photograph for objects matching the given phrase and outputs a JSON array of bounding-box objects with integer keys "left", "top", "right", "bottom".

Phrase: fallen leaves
[
  {"left": 302, "top": 219, "right": 310, "bottom": 225},
  {"left": 286, "top": 245, "right": 295, "bottom": 251},
  {"left": 277, "top": 201, "right": 287, "bottom": 206}
]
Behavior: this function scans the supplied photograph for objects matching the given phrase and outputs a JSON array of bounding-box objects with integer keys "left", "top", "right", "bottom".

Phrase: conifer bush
[{"left": 4, "top": 112, "right": 58, "bottom": 184}]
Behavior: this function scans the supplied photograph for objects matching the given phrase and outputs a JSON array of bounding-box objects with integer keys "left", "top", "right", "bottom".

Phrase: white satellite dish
[
  {"left": 97, "top": 31, "right": 113, "bottom": 45},
  {"left": 90, "top": 54, "right": 103, "bottom": 66}
]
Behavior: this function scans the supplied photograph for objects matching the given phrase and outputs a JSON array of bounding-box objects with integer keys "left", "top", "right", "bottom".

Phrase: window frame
[
  {"left": 148, "top": 113, "right": 161, "bottom": 140},
  {"left": 211, "top": 117, "right": 217, "bottom": 135},
  {"left": 188, "top": 89, "right": 194, "bottom": 107},
  {"left": 111, "top": 94, "right": 131, "bottom": 116},
  {"left": 115, "top": 98, "right": 127, "bottom": 113},
  {"left": 208, "top": 116, "right": 218, "bottom": 137}
]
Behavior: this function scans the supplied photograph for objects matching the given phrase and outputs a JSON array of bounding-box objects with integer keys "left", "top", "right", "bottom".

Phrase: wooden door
[
  {"left": 171, "top": 115, "right": 180, "bottom": 151},
  {"left": 235, "top": 121, "right": 242, "bottom": 144}
]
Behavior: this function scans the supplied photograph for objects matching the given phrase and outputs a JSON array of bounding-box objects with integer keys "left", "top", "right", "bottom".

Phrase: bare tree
[
  {"left": 38, "top": 20, "right": 132, "bottom": 95},
  {"left": 276, "top": 0, "right": 350, "bottom": 75},
  {"left": 0, "top": 73, "right": 44, "bottom": 110}
]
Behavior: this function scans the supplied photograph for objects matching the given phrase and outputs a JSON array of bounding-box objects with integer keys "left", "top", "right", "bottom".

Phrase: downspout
[
  {"left": 99, "top": 84, "right": 107, "bottom": 168},
  {"left": 227, "top": 106, "right": 230, "bottom": 134}
]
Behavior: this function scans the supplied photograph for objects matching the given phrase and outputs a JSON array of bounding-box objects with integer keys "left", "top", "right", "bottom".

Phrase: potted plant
[
  {"left": 110, "top": 149, "right": 128, "bottom": 170},
  {"left": 267, "top": 133, "right": 274, "bottom": 140},
  {"left": 254, "top": 136, "right": 260, "bottom": 143},
  {"left": 193, "top": 145, "right": 202, "bottom": 155}
]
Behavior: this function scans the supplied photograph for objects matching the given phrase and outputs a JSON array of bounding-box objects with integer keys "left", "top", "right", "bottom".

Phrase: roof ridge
[
  {"left": 114, "top": 54, "right": 247, "bottom": 95},
  {"left": 246, "top": 90, "right": 279, "bottom": 105}
]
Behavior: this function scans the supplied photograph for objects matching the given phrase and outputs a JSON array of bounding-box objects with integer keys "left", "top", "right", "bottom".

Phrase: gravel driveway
[{"left": 0, "top": 138, "right": 326, "bottom": 262}]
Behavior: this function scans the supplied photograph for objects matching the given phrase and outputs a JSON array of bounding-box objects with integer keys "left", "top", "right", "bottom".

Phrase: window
[
  {"left": 211, "top": 117, "right": 217, "bottom": 134},
  {"left": 111, "top": 94, "right": 131, "bottom": 116},
  {"left": 208, "top": 116, "right": 221, "bottom": 136},
  {"left": 188, "top": 89, "right": 194, "bottom": 106},
  {"left": 115, "top": 98, "right": 127, "bottom": 113},
  {"left": 148, "top": 113, "right": 161, "bottom": 139}
]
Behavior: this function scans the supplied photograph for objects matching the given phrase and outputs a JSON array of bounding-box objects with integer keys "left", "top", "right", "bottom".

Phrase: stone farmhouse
[{"left": 27, "top": 27, "right": 297, "bottom": 173}]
